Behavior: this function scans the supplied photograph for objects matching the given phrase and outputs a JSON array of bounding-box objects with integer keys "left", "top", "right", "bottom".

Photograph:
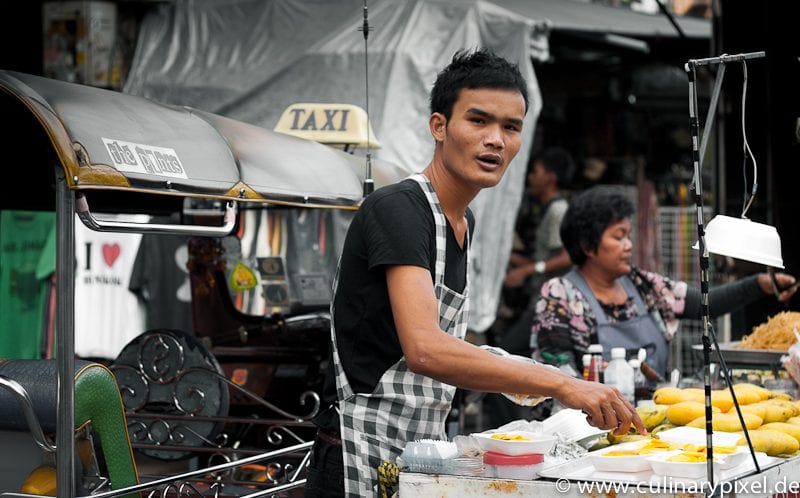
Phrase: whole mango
[
  {"left": 636, "top": 404, "right": 668, "bottom": 431},
  {"left": 686, "top": 412, "right": 762, "bottom": 432},
  {"left": 666, "top": 401, "right": 719, "bottom": 426}
]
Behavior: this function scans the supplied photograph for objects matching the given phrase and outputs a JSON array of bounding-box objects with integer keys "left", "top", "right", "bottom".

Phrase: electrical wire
[{"left": 740, "top": 60, "right": 758, "bottom": 218}]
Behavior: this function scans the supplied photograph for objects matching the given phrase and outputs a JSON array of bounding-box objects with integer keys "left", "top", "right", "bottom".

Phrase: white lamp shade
[{"left": 692, "top": 214, "right": 784, "bottom": 268}]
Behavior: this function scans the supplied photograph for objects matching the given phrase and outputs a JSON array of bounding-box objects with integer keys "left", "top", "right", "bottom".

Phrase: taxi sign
[{"left": 274, "top": 103, "right": 382, "bottom": 149}]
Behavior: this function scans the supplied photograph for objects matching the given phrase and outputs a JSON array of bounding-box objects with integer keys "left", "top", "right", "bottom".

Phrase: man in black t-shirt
[{"left": 305, "top": 49, "right": 644, "bottom": 498}]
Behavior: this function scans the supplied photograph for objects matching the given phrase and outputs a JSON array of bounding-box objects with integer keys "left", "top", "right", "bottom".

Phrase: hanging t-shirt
[
  {"left": 129, "top": 226, "right": 193, "bottom": 333},
  {"left": 36, "top": 223, "right": 57, "bottom": 358},
  {"left": 74, "top": 214, "right": 147, "bottom": 359},
  {"left": 0, "top": 210, "right": 56, "bottom": 358}
]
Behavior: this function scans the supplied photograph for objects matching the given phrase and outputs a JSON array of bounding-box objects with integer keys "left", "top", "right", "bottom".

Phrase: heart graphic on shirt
[{"left": 102, "top": 243, "right": 121, "bottom": 267}]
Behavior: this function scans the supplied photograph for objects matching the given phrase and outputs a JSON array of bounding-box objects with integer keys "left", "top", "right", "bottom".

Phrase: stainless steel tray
[{"left": 691, "top": 341, "right": 786, "bottom": 367}]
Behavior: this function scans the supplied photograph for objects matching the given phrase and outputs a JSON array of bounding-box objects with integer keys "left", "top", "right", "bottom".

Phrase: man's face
[
  {"left": 433, "top": 87, "right": 526, "bottom": 189},
  {"left": 527, "top": 160, "right": 554, "bottom": 197}
]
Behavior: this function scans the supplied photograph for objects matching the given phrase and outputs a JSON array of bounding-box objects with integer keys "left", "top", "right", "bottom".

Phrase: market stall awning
[{"left": 490, "top": 0, "right": 710, "bottom": 39}]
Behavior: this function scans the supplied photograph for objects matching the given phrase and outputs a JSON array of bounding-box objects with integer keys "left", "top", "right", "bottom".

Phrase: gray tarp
[{"left": 124, "top": 0, "right": 546, "bottom": 332}]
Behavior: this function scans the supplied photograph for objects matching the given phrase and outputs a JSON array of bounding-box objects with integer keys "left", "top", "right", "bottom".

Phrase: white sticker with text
[{"left": 102, "top": 138, "right": 188, "bottom": 179}]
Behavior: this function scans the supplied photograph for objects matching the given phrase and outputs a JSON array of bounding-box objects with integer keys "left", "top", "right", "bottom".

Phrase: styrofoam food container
[
  {"left": 646, "top": 446, "right": 749, "bottom": 478},
  {"left": 472, "top": 431, "right": 557, "bottom": 456},
  {"left": 483, "top": 451, "right": 544, "bottom": 480},
  {"left": 588, "top": 439, "right": 678, "bottom": 472},
  {"left": 655, "top": 426, "right": 741, "bottom": 448}
]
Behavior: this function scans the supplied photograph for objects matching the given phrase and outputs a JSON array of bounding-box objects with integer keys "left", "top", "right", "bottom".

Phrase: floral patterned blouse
[{"left": 532, "top": 267, "right": 689, "bottom": 367}]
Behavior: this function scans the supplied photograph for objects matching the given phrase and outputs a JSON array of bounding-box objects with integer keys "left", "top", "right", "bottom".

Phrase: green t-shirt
[{"left": 0, "top": 210, "right": 55, "bottom": 358}]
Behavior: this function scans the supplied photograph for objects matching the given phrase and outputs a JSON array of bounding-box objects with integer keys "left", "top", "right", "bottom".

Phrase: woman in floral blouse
[{"left": 532, "top": 186, "right": 796, "bottom": 377}]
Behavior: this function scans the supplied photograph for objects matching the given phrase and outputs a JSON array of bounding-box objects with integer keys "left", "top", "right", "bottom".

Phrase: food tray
[
  {"left": 587, "top": 440, "right": 676, "bottom": 472},
  {"left": 538, "top": 450, "right": 777, "bottom": 487},
  {"left": 692, "top": 341, "right": 785, "bottom": 367},
  {"left": 471, "top": 431, "right": 557, "bottom": 455},
  {"left": 646, "top": 447, "right": 749, "bottom": 478}
]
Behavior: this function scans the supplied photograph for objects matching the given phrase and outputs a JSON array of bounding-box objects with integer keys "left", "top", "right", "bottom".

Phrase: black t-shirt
[
  {"left": 314, "top": 178, "right": 475, "bottom": 431},
  {"left": 129, "top": 219, "right": 193, "bottom": 333}
]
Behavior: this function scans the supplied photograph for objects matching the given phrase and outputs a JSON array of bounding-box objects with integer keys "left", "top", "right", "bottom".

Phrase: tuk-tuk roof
[{"left": 0, "top": 70, "right": 402, "bottom": 210}]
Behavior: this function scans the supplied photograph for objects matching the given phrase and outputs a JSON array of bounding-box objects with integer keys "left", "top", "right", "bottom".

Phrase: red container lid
[{"left": 484, "top": 451, "right": 544, "bottom": 465}]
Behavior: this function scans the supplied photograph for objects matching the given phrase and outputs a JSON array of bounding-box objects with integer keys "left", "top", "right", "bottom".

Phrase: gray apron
[
  {"left": 330, "top": 173, "right": 470, "bottom": 497},
  {"left": 565, "top": 269, "right": 668, "bottom": 377}
]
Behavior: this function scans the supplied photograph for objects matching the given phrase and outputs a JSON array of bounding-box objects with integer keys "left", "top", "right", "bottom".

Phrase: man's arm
[{"left": 387, "top": 265, "right": 645, "bottom": 435}]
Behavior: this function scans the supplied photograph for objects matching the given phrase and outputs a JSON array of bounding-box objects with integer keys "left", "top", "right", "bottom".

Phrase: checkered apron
[{"left": 330, "top": 173, "right": 470, "bottom": 497}]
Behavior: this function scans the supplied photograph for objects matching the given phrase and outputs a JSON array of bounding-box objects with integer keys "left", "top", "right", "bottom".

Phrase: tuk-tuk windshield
[{"left": 223, "top": 205, "right": 353, "bottom": 317}]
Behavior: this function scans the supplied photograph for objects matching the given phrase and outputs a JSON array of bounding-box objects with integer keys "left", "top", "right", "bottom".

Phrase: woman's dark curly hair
[{"left": 560, "top": 186, "right": 634, "bottom": 266}]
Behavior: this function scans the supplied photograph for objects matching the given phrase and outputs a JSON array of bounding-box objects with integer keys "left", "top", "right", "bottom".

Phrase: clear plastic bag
[{"left": 480, "top": 345, "right": 554, "bottom": 406}]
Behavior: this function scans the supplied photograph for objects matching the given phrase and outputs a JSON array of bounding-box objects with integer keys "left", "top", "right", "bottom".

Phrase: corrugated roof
[{"left": 489, "top": 0, "right": 710, "bottom": 39}]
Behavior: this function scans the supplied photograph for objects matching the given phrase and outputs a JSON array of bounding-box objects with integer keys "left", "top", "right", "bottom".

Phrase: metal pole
[
  {"left": 55, "top": 166, "right": 76, "bottom": 498},
  {"left": 685, "top": 61, "right": 715, "bottom": 489},
  {"left": 690, "top": 51, "right": 765, "bottom": 66},
  {"left": 685, "top": 50, "right": 766, "bottom": 490}
]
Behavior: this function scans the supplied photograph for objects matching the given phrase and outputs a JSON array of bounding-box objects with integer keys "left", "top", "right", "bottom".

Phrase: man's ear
[{"left": 429, "top": 113, "right": 446, "bottom": 142}]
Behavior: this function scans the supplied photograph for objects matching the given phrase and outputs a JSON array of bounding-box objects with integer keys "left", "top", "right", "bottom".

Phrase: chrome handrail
[
  {"left": 0, "top": 441, "right": 312, "bottom": 498},
  {"left": 76, "top": 195, "right": 237, "bottom": 237},
  {"left": 0, "top": 376, "right": 56, "bottom": 452}
]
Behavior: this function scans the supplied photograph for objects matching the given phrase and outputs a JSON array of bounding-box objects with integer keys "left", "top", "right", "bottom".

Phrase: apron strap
[
  {"left": 564, "top": 268, "right": 609, "bottom": 325},
  {"left": 407, "top": 173, "right": 447, "bottom": 287}
]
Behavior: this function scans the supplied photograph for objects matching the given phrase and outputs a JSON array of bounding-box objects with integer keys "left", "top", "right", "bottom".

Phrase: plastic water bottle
[
  {"left": 604, "top": 347, "right": 634, "bottom": 404},
  {"left": 587, "top": 344, "right": 604, "bottom": 382},
  {"left": 628, "top": 358, "right": 651, "bottom": 406}
]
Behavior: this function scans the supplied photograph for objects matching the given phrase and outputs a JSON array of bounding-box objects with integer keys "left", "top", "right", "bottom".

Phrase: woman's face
[{"left": 586, "top": 218, "right": 633, "bottom": 276}]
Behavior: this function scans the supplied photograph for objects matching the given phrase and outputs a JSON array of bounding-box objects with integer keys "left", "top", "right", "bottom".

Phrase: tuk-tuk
[{"left": 0, "top": 70, "right": 405, "bottom": 497}]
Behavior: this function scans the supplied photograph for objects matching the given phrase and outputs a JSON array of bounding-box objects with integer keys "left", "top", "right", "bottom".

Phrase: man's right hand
[{"left": 556, "top": 377, "right": 647, "bottom": 436}]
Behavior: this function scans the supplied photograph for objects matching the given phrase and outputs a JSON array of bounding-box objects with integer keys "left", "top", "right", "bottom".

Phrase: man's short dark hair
[
  {"left": 560, "top": 186, "right": 634, "bottom": 266},
  {"left": 533, "top": 146, "right": 575, "bottom": 188},
  {"left": 430, "top": 48, "right": 529, "bottom": 121}
]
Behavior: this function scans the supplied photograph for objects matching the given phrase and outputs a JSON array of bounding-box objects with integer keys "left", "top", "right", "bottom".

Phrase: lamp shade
[{"left": 692, "top": 214, "right": 784, "bottom": 268}]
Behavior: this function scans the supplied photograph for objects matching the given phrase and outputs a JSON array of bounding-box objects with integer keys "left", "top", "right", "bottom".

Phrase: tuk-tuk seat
[{"left": 0, "top": 359, "right": 138, "bottom": 496}]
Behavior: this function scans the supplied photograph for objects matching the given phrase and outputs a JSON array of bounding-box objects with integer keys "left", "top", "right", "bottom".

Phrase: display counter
[{"left": 399, "top": 454, "right": 800, "bottom": 497}]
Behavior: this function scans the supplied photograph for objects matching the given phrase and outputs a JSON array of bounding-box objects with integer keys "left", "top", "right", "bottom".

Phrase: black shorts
[{"left": 304, "top": 431, "right": 344, "bottom": 498}]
